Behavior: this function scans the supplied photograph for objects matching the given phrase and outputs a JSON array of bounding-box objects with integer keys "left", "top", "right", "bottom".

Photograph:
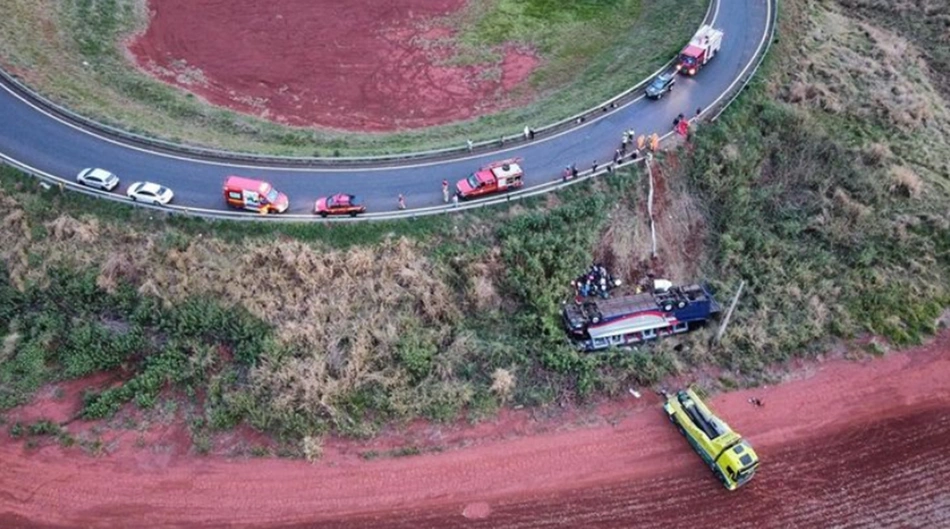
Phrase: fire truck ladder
[{"left": 680, "top": 395, "right": 723, "bottom": 440}]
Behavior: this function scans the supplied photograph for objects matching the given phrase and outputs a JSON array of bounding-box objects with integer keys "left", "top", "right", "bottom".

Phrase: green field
[{"left": 0, "top": 0, "right": 706, "bottom": 157}]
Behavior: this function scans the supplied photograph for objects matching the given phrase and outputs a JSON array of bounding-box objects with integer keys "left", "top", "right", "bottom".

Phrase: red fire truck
[
  {"left": 676, "top": 25, "right": 724, "bottom": 76},
  {"left": 455, "top": 158, "right": 525, "bottom": 200}
]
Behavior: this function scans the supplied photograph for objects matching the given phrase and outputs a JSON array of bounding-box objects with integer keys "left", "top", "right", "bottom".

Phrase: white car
[
  {"left": 76, "top": 167, "right": 120, "bottom": 191},
  {"left": 127, "top": 181, "right": 174, "bottom": 205}
]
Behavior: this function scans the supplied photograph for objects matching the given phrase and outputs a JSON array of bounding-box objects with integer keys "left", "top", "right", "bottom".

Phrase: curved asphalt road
[{"left": 0, "top": 0, "right": 770, "bottom": 217}]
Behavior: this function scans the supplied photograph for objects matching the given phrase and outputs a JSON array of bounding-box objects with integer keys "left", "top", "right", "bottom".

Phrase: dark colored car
[
  {"left": 646, "top": 72, "right": 676, "bottom": 99},
  {"left": 314, "top": 193, "right": 366, "bottom": 217}
]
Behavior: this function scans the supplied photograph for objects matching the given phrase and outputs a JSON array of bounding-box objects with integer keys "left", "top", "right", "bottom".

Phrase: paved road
[{"left": 0, "top": 0, "right": 771, "bottom": 217}]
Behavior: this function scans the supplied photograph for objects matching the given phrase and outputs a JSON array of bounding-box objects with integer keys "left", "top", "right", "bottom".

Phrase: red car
[{"left": 314, "top": 193, "right": 366, "bottom": 217}]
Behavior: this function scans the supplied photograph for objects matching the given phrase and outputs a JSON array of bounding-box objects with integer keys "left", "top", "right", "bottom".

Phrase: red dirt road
[
  {"left": 2, "top": 332, "right": 950, "bottom": 528},
  {"left": 128, "top": 0, "right": 540, "bottom": 131}
]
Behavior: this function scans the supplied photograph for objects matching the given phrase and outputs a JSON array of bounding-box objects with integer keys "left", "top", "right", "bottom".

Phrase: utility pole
[{"left": 713, "top": 280, "right": 745, "bottom": 346}]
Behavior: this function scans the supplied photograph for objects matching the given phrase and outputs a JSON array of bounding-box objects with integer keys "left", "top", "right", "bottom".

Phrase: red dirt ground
[
  {"left": 127, "top": 0, "right": 541, "bottom": 131},
  {"left": 2, "top": 329, "right": 949, "bottom": 528}
]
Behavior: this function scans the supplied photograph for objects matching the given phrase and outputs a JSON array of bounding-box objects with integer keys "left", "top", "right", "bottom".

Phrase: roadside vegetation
[
  {"left": 0, "top": 0, "right": 705, "bottom": 156},
  {"left": 1, "top": 0, "right": 948, "bottom": 457}
]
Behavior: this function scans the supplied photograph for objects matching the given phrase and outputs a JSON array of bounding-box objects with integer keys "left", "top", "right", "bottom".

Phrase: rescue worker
[
  {"left": 398, "top": 194, "right": 406, "bottom": 210},
  {"left": 676, "top": 119, "right": 689, "bottom": 137},
  {"left": 442, "top": 179, "right": 450, "bottom": 203}
]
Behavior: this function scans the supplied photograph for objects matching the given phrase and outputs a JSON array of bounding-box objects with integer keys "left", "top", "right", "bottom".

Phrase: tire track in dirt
[
  {"left": 324, "top": 408, "right": 950, "bottom": 529},
  {"left": 1, "top": 332, "right": 949, "bottom": 528}
]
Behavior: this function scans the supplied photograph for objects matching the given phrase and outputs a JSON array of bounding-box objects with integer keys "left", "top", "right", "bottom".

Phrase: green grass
[{"left": 0, "top": 0, "right": 705, "bottom": 156}]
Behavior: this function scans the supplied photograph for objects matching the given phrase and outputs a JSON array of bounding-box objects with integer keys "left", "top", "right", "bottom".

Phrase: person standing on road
[
  {"left": 398, "top": 194, "right": 406, "bottom": 210},
  {"left": 442, "top": 179, "right": 450, "bottom": 203}
]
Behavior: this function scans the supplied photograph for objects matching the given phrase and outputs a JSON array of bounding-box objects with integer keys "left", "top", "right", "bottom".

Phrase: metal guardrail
[
  {"left": 1, "top": 0, "right": 777, "bottom": 223},
  {"left": 0, "top": 150, "right": 650, "bottom": 222},
  {"left": 0, "top": 0, "right": 716, "bottom": 167}
]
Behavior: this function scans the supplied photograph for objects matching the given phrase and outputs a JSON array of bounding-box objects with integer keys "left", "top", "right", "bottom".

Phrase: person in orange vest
[
  {"left": 636, "top": 134, "right": 646, "bottom": 154},
  {"left": 650, "top": 133, "right": 660, "bottom": 152}
]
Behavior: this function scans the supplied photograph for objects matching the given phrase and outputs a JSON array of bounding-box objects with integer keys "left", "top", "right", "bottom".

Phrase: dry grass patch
[
  {"left": 777, "top": 2, "right": 950, "bottom": 192},
  {"left": 490, "top": 368, "right": 516, "bottom": 402},
  {"left": 889, "top": 166, "right": 923, "bottom": 198},
  {"left": 0, "top": 188, "right": 471, "bottom": 419}
]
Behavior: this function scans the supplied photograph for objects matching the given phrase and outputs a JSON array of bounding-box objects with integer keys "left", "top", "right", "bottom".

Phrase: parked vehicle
[
  {"left": 223, "top": 176, "right": 289, "bottom": 214},
  {"left": 663, "top": 388, "right": 760, "bottom": 490},
  {"left": 127, "top": 182, "right": 174, "bottom": 205},
  {"left": 676, "top": 25, "right": 724, "bottom": 76},
  {"left": 76, "top": 167, "right": 119, "bottom": 191},
  {"left": 455, "top": 158, "right": 524, "bottom": 200},
  {"left": 646, "top": 72, "right": 676, "bottom": 99},
  {"left": 314, "top": 193, "right": 366, "bottom": 217},
  {"left": 562, "top": 280, "right": 720, "bottom": 351}
]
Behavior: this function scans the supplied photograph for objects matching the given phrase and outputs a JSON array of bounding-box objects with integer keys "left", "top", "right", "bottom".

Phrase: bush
[
  {"left": 499, "top": 196, "right": 609, "bottom": 348},
  {"left": 397, "top": 330, "right": 437, "bottom": 381}
]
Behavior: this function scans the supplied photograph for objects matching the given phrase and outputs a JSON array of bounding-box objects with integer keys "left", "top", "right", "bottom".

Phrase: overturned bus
[{"left": 562, "top": 281, "right": 721, "bottom": 351}]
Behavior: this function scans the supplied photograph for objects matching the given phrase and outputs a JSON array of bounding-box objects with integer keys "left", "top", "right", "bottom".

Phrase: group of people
[
  {"left": 408, "top": 108, "right": 709, "bottom": 211},
  {"left": 571, "top": 263, "right": 621, "bottom": 299}
]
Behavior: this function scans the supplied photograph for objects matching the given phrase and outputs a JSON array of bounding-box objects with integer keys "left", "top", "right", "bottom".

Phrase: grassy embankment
[
  {"left": 0, "top": 0, "right": 705, "bottom": 156},
  {"left": 1, "top": 0, "right": 948, "bottom": 456}
]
